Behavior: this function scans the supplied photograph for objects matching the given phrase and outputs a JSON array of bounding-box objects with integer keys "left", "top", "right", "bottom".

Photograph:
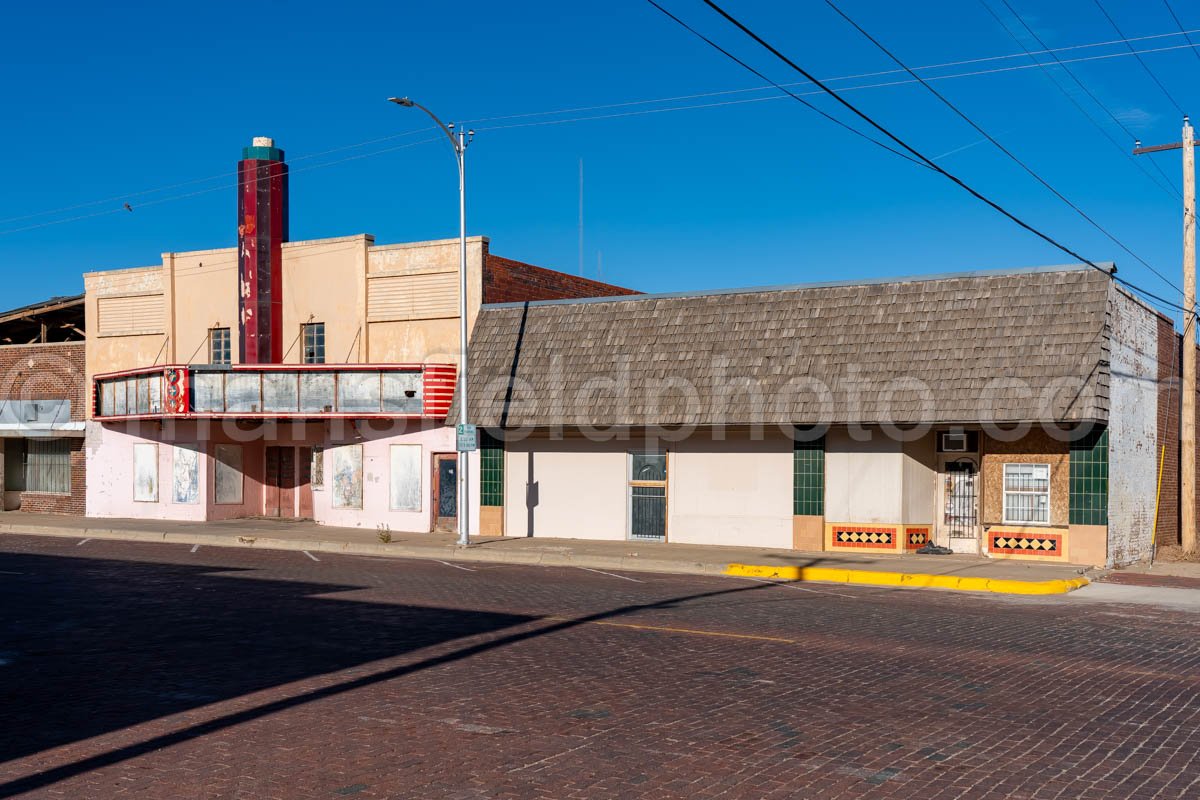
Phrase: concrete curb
[
  {"left": 1, "top": 523, "right": 1087, "bottom": 591},
  {"left": 724, "top": 563, "right": 1090, "bottom": 595},
  {"left": 0, "top": 523, "right": 730, "bottom": 578}
]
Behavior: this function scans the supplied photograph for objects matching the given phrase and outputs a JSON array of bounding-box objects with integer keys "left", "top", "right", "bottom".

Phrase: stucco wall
[
  {"left": 668, "top": 431, "right": 792, "bottom": 549},
  {"left": 825, "top": 428, "right": 903, "bottom": 523},
  {"left": 1107, "top": 287, "right": 1160, "bottom": 565},
  {"left": 503, "top": 435, "right": 627, "bottom": 540}
]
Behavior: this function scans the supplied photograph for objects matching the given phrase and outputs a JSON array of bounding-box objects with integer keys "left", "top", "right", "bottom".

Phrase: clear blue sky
[{"left": 2, "top": 0, "right": 1198, "bottom": 317}]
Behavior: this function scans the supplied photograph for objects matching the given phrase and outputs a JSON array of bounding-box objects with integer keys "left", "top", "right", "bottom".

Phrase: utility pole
[{"left": 1136, "top": 117, "right": 1198, "bottom": 554}]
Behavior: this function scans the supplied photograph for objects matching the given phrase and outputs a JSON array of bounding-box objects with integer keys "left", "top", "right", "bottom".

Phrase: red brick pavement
[{"left": 1, "top": 534, "right": 1198, "bottom": 799}]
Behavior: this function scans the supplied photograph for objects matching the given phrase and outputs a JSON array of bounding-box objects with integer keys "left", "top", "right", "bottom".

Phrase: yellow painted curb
[{"left": 724, "top": 563, "right": 1089, "bottom": 595}]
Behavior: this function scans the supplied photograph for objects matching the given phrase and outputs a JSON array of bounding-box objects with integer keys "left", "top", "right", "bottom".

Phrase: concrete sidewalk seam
[{"left": 724, "top": 563, "right": 1089, "bottom": 595}]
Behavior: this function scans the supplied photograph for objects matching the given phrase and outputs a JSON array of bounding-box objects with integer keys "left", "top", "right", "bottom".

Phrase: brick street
[{"left": 1, "top": 533, "right": 1199, "bottom": 799}]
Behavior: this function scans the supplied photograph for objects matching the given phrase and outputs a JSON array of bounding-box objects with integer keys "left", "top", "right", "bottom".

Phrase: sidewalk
[{"left": 0, "top": 512, "right": 1093, "bottom": 594}]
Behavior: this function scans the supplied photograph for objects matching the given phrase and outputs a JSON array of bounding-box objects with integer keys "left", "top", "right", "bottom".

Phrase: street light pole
[{"left": 389, "top": 97, "right": 474, "bottom": 547}]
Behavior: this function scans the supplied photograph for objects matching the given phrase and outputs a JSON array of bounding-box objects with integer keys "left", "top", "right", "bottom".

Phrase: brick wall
[
  {"left": 0, "top": 342, "right": 87, "bottom": 515},
  {"left": 1155, "top": 317, "right": 1180, "bottom": 546},
  {"left": 482, "top": 254, "right": 639, "bottom": 305},
  {"left": 0, "top": 342, "right": 87, "bottom": 421}
]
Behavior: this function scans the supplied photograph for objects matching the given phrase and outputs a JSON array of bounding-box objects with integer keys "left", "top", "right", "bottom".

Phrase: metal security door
[
  {"left": 942, "top": 460, "right": 978, "bottom": 552},
  {"left": 629, "top": 452, "right": 667, "bottom": 541}
]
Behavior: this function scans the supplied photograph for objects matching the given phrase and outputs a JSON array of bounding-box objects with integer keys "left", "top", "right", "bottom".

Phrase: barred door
[
  {"left": 943, "top": 460, "right": 978, "bottom": 542},
  {"left": 629, "top": 452, "right": 667, "bottom": 541}
]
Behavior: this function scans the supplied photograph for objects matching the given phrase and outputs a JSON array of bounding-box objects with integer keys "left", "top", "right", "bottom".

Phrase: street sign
[{"left": 456, "top": 423, "right": 478, "bottom": 452}]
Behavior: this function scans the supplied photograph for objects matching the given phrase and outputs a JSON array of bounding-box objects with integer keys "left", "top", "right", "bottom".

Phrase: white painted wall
[
  {"left": 503, "top": 436, "right": 627, "bottom": 540},
  {"left": 669, "top": 432, "right": 792, "bottom": 549},
  {"left": 825, "top": 428, "right": 903, "bottom": 522},
  {"left": 902, "top": 432, "right": 936, "bottom": 524},
  {"left": 1107, "top": 288, "right": 1159, "bottom": 566}
]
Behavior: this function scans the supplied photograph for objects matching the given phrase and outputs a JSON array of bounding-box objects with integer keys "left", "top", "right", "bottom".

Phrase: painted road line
[
  {"left": 547, "top": 615, "right": 793, "bottom": 644},
  {"left": 0, "top": 570, "right": 24, "bottom": 575},
  {"left": 578, "top": 567, "right": 643, "bottom": 583},
  {"left": 190, "top": 544, "right": 201, "bottom": 553},
  {"left": 738, "top": 575, "right": 859, "bottom": 600},
  {"left": 724, "top": 563, "right": 1090, "bottom": 595},
  {"left": 436, "top": 560, "right": 476, "bottom": 572},
  {"left": 76, "top": 538, "right": 91, "bottom": 546},
  {"left": 302, "top": 550, "right": 320, "bottom": 562}
]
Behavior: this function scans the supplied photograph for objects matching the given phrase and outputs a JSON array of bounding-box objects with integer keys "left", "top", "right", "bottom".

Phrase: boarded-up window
[
  {"left": 97, "top": 294, "right": 165, "bottom": 336},
  {"left": 172, "top": 445, "right": 199, "bottom": 504},
  {"left": 133, "top": 443, "right": 159, "bottom": 502},
  {"left": 390, "top": 444, "right": 421, "bottom": 511},
  {"left": 215, "top": 444, "right": 243, "bottom": 505},
  {"left": 367, "top": 271, "right": 457, "bottom": 321},
  {"left": 331, "top": 445, "right": 363, "bottom": 509}
]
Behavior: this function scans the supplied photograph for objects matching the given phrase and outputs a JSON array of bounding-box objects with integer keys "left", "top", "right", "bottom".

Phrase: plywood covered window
[{"left": 1002, "top": 463, "right": 1050, "bottom": 525}]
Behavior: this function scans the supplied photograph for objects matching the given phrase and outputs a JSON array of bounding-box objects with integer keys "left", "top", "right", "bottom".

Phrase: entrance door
[
  {"left": 628, "top": 451, "right": 668, "bottom": 541},
  {"left": 298, "top": 447, "right": 314, "bottom": 519},
  {"left": 939, "top": 458, "right": 979, "bottom": 554},
  {"left": 265, "top": 446, "right": 297, "bottom": 518},
  {"left": 432, "top": 454, "right": 457, "bottom": 532}
]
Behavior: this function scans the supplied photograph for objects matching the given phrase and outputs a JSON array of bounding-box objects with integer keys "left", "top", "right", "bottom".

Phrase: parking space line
[
  {"left": 0, "top": 570, "right": 24, "bottom": 575},
  {"left": 436, "top": 560, "right": 475, "bottom": 572},
  {"left": 76, "top": 538, "right": 91, "bottom": 546},
  {"left": 302, "top": 550, "right": 320, "bottom": 562},
  {"left": 190, "top": 544, "right": 201, "bottom": 553},
  {"left": 578, "top": 567, "right": 643, "bottom": 583}
]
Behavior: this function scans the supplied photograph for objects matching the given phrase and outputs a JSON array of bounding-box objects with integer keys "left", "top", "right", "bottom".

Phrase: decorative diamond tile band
[
  {"left": 832, "top": 526, "right": 896, "bottom": 548},
  {"left": 989, "top": 531, "right": 1063, "bottom": 556},
  {"left": 904, "top": 527, "right": 931, "bottom": 549}
]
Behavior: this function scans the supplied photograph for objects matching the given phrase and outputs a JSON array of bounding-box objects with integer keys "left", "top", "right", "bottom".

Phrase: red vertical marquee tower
[{"left": 237, "top": 136, "right": 289, "bottom": 364}]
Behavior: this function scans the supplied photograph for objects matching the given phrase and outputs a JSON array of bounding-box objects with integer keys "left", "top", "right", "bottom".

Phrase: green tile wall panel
[
  {"left": 1069, "top": 427, "right": 1108, "bottom": 526},
  {"left": 480, "top": 429, "right": 504, "bottom": 507},
  {"left": 793, "top": 433, "right": 825, "bottom": 517}
]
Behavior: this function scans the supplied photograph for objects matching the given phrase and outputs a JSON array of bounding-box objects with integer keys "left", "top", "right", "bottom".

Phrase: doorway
[
  {"left": 265, "top": 446, "right": 297, "bottom": 518},
  {"left": 432, "top": 453, "right": 457, "bottom": 532},
  {"left": 628, "top": 451, "right": 668, "bottom": 541},
  {"left": 938, "top": 457, "right": 979, "bottom": 554}
]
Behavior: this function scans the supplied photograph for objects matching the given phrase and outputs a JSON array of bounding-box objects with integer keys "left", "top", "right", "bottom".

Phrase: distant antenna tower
[{"left": 578, "top": 158, "right": 584, "bottom": 276}]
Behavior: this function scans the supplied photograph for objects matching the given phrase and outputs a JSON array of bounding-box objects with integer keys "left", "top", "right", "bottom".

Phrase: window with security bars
[
  {"left": 1002, "top": 463, "right": 1050, "bottom": 525},
  {"left": 480, "top": 430, "right": 504, "bottom": 507},
  {"left": 24, "top": 438, "right": 71, "bottom": 495},
  {"left": 302, "top": 323, "right": 325, "bottom": 364},
  {"left": 209, "top": 327, "right": 231, "bottom": 364}
]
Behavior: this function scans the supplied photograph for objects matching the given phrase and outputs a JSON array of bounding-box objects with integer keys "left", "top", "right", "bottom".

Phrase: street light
[{"left": 389, "top": 96, "right": 475, "bottom": 547}]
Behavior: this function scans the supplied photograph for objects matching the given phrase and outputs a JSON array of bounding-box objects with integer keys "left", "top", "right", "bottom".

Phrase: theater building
[
  {"left": 466, "top": 265, "right": 1178, "bottom": 567},
  {"left": 84, "top": 137, "right": 633, "bottom": 532}
]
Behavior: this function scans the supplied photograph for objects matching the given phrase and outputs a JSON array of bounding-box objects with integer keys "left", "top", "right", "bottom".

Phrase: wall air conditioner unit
[{"left": 940, "top": 432, "right": 969, "bottom": 452}]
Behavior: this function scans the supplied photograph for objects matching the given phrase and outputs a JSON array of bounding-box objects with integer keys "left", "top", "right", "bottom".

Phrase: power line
[
  {"left": 980, "top": 0, "right": 1181, "bottom": 202},
  {"left": 660, "top": 0, "right": 1194, "bottom": 317},
  {"left": 8, "top": 38, "right": 1200, "bottom": 234},
  {"left": 467, "top": 26, "right": 1200, "bottom": 127},
  {"left": 825, "top": 0, "right": 1180, "bottom": 293},
  {"left": 1164, "top": 0, "right": 1200, "bottom": 67},
  {"left": 1093, "top": 0, "right": 1186, "bottom": 116},
  {"left": 998, "top": 0, "right": 1183, "bottom": 198},
  {"left": 0, "top": 137, "right": 445, "bottom": 236},
  {"left": 641, "top": 1, "right": 931, "bottom": 170}
]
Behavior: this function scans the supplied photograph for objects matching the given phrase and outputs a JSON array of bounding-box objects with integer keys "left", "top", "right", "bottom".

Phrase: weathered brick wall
[
  {"left": 0, "top": 342, "right": 87, "bottom": 515},
  {"left": 0, "top": 342, "right": 87, "bottom": 420},
  {"left": 482, "top": 255, "right": 639, "bottom": 304},
  {"left": 1155, "top": 317, "right": 1180, "bottom": 546}
]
